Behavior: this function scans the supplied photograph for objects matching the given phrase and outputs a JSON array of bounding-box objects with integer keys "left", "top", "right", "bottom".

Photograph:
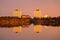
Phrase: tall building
[
  {"left": 34, "top": 9, "right": 42, "bottom": 18},
  {"left": 13, "top": 9, "right": 22, "bottom": 18},
  {"left": 13, "top": 9, "right": 22, "bottom": 33}
]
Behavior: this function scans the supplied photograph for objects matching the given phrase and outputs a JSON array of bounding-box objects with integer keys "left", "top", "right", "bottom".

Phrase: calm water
[{"left": 0, "top": 25, "right": 60, "bottom": 40}]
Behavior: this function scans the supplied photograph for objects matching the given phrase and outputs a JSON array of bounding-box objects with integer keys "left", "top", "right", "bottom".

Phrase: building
[
  {"left": 34, "top": 9, "right": 42, "bottom": 18},
  {"left": 21, "top": 15, "right": 30, "bottom": 18},
  {"left": 13, "top": 9, "right": 22, "bottom": 18}
]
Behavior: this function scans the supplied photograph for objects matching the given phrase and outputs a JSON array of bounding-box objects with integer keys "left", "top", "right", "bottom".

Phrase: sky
[{"left": 0, "top": 0, "right": 60, "bottom": 40}]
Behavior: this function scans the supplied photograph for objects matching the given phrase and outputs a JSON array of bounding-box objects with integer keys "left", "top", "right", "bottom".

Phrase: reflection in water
[
  {"left": 13, "top": 26, "right": 22, "bottom": 33},
  {"left": 44, "top": 26, "right": 48, "bottom": 29},
  {"left": 34, "top": 25, "right": 42, "bottom": 33}
]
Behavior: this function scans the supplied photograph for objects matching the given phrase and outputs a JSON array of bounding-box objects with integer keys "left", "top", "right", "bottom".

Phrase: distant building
[
  {"left": 13, "top": 9, "right": 22, "bottom": 18},
  {"left": 21, "top": 15, "right": 30, "bottom": 18},
  {"left": 34, "top": 9, "right": 42, "bottom": 18}
]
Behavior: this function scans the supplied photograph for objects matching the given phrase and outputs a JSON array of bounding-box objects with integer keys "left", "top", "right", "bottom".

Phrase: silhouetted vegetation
[{"left": 0, "top": 16, "right": 60, "bottom": 27}]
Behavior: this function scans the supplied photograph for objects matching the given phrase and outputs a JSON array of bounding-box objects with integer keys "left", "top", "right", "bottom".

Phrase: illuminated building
[
  {"left": 34, "top": 9, "right": 42, "bottom": 18},
  {"left": 13, "top": 9, "right": 22, "bottom": 18}
]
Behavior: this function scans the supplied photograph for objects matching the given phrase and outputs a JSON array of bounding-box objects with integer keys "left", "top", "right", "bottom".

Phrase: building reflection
[
  {"left": 34, "top": 25, "right": 42, "bottom": 33},
  {"left": 13, "top": 26, "right": 22, "bottom": 33}
]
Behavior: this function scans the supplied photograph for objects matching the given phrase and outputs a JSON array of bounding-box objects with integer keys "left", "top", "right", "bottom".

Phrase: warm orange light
[
  {"left": 13, "top": 26, "right": 22, "bottom": 33},
  {"left": 44, "top": 15, "right": 49, "bottom": 18},
  {"left": 13, "top": 9, "right": 22, "bottom": 18},
  {"left": 44, "top": 26, "right": 48, "bottom": 29},
  {"left": 34, "top": 9, "right": 42, "bottom": 18},
  {"left": 34, "top": 25, "right": 42, "bottom": 33}
]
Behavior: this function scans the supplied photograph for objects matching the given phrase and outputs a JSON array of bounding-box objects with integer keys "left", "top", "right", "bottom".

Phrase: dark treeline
[
  {"left": 31, "top": 16, "right": 60, "bottom": 27},
  {"left": 0, "top": 16, "right": 60, "bottom": 27}
]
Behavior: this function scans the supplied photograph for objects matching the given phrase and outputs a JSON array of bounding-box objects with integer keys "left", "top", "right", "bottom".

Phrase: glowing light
[
  {"left": 34, "top": 25, "right": 42, "bottom": 33},
  {"left": 13, "top": 9, "right": 22, "bottom": 17},
  {"left": 44, "top": 15, "right": 49, "bottom": 18},
  {"left": 34, "top": 9, "right": 42, "bottom": 18},
  {"left": 44, "top": 26, "right": 48, "bottom": 29},
  {"left": 13, "top": 26, "right": 22, "bottom": 33}
]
